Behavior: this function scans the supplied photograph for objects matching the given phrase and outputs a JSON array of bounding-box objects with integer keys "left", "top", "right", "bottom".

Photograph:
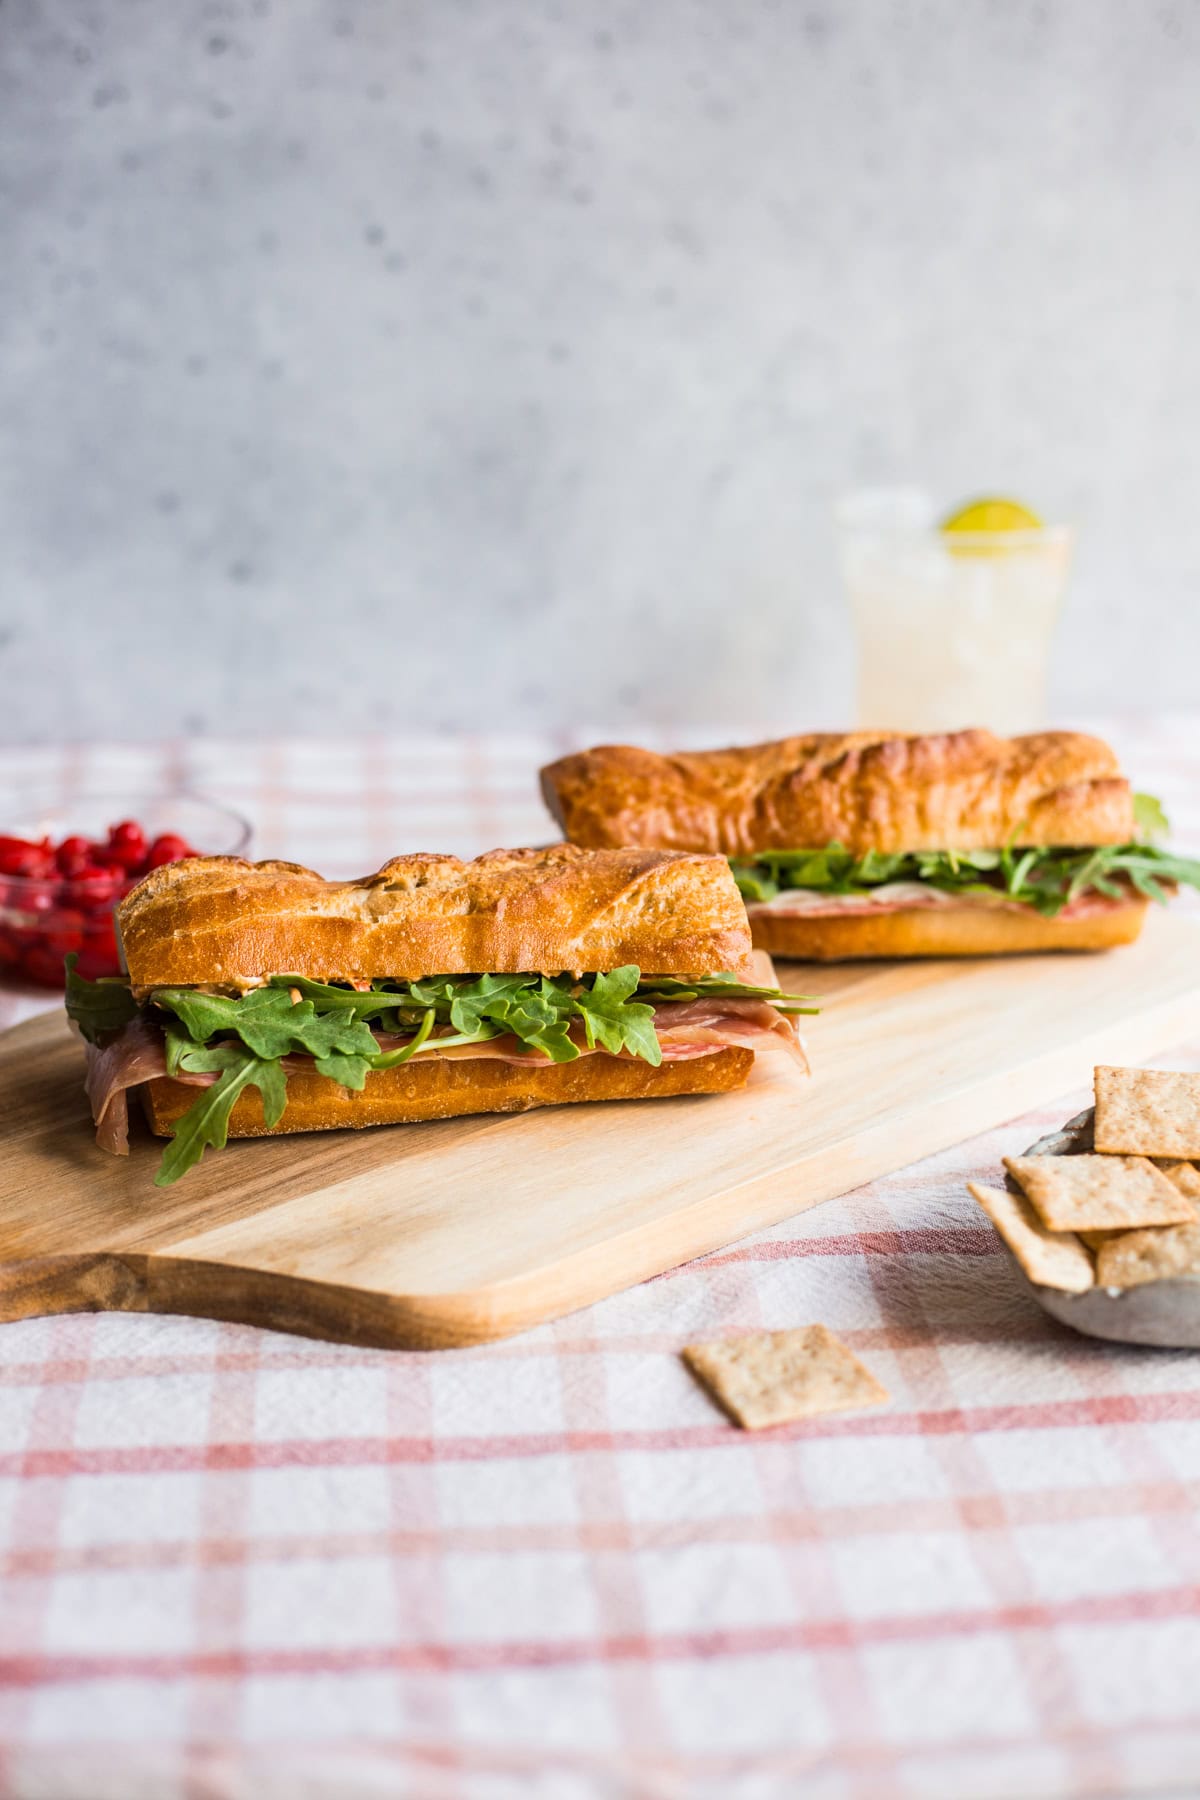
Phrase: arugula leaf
[
  {"left": 64, "top": 953, "right": 139, "bottom": 1043},
  {"left": 1134, "top": 792, "right": 1170, "bottom": 844},
  {"left": 151, "top": 986, "right": 378, "bottom": 1063},
  {"left": 500, "top": 981, "right": 580, "bottom": 1061},
  {"left": 312, "top": 1051, "right": 373, "bottom": 1090},
  {"left": 1002, "top": 849, "right": 1038, "bottom": 899},
  {"left": 268, "top": 975, "right": 419, "bottom": 1023},
  {"left": 572, "top": 965, "right": 661, "bottom": 1065},
  {"left": 173, "top": 1039, "right": 256, "bottom": 1075},
  {"left": 164, "top": 1020, "right": 196, "bottom": 1078},
  {"left": 444, "top": 973, "right": 538, "bottom": 1035},
  {"left": 635, "top": 972, "right": 819, "bottom": 1013},
  {"left": 154, "top": 1046, "right": 287, "bottom": 1187},
  {"left": 406, "top": 976, "right": 471, "bottom": 1010},
  {"left": 444, "top": 973, "right": 575, "bottom": 1060},
  {"left": 284, "top": 1007, "right": 380, "bottom": 1061},
  {"left": 855, "top": 849, "right": 909, "bottom": 884},
  {"left": 729, "top": 862, "right": 779, "bottom": 903}
]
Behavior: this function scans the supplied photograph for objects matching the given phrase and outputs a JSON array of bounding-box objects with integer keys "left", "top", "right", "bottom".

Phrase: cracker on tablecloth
[{"left": 682, "top": 1325, "right": 888, "bottom": 1430}]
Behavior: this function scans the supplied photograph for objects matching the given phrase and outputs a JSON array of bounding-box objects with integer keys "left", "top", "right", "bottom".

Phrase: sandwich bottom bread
[
  {"left": 746, "top": 894, "right": 1149, "bottom": 962},
  {"left": 139, "top": 1042, "right": 755, "bottom": 1138},
  {"left": 67, "top": 844, "right": 811, "bottom": 1185}
]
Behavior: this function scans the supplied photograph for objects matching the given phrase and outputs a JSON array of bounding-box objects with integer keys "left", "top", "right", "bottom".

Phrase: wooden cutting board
[{"left": 3, "top": 912, "right": 1200, "bottom": 1350}]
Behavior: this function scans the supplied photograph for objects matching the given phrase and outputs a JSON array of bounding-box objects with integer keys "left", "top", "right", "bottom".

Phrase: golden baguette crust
[
  {"left": 139, "top": 1045, "right": 754, "bottom": 1137},
  {"left": 541, "top": 730, "right": 1134, "bottom": 857},
  {"left": 117, "top": 844, "right": 756, "bottom": 992},
  {"left": 750, "top": 898, "right": 1148, "bottom": 962}
]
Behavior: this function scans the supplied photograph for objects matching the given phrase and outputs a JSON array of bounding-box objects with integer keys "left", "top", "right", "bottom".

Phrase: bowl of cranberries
[{"left": 0, "top": 793, "right": 251, "bottom": 989}]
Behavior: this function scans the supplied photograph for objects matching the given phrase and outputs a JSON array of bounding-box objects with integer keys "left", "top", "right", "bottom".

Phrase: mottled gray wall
[{"left": 2, "top": 0, "right": 1198, "bottom": 743}]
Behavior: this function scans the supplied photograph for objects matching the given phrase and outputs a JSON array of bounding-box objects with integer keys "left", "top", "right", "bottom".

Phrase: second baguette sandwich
[{"left": 541, "top": 730, "right": 1200, "bottom": 960}]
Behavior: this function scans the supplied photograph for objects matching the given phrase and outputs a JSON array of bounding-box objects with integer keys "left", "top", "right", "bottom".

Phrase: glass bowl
[{"left": 0, "top": 791, "right": 252, "bottom": 989}]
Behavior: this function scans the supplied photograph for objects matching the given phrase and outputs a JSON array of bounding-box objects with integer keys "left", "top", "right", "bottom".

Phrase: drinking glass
[{"left": 836, "top": 489, "right": 1074, "bottom": 735}]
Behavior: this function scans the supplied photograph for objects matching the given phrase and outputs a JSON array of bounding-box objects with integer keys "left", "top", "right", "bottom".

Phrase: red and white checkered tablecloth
[{"left": 2, "top": 720, "right": 1200, "bottom": 1800}]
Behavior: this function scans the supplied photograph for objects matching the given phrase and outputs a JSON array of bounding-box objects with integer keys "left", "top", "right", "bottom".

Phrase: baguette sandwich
[
  {"left": 540, "top": 730, "right": 1200, "bottom": 961},
  {"left": 66, "top": 844, "right": 811, "bottom": 1184}
]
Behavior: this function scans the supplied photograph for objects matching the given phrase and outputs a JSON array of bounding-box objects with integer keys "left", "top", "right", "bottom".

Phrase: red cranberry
[
  {"left": 56, "top": 835, "right": 93, "bottom": 876},
  {"left": 145, "top": 833, "right": 196, "bottom": 869},
  {"left": 0, "top": 837, "right": 55, "bottom": 879},
  {"left": 73, "top": 866, "right": 120, "bottom": 913},
  {"left": 108, "top": 819, "right": 145, "bottom": 853},
  {"left": 105, "top": 821, "right": 149, "bottom": 871},
  {"left": 86, "top": 840, "right": 124, "bottom": 868}
]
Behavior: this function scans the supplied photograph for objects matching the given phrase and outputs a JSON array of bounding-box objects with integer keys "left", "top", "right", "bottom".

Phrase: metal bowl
[{"left": 1008, "top": 1108, "right": 1200, "bottom": 1347}]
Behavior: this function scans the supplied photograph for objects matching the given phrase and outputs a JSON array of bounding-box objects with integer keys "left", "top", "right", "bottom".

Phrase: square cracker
[
  {"left": 968, "top": 1183, "right": 1094, "bottom": 1293},
  {"left": 1155, "top": 1158, "right": 1200, "bottom": 1200},
  {"left": 1003, "top": 1154, "right": 1197, "bottom": 1232},
  {"left": 1094, "top": 1067, "right": 1200, "bottom": 1158},
  {"left": 1078, "top": 1165, "right": 1200, "bottom": 1253},
  {"left": 1096, "top": 1223, "right": 1200, "bottom": 1290},
  {"left": 682, "top": 1325, "right": 888, "bottom": 1430}
]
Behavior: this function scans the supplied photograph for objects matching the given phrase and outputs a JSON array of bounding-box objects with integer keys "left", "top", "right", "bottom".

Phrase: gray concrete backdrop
[{"left": 2, "top": 1, "right": 1198, "bottom": 743}]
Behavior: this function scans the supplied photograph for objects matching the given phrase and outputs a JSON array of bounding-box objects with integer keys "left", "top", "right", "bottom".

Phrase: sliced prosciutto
[
  {"left": 83, "top": 1017, "right": 210, "bottom": 1156},
  {"left": 649, "top": 998, "right": 809, "bottom": 1069},
  {"left": 748, "top": 880, "right": 1139, "bottom": 922}
]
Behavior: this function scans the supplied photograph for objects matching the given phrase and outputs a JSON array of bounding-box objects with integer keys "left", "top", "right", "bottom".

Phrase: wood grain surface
[{"left": 3, "top": 913, "right": 1200, "bottom": 1349}]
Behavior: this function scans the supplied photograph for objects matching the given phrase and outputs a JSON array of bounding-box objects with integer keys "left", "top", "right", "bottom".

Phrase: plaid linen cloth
[{"left": 1, "top": 721, "right": 1200, "bottom": 1800}]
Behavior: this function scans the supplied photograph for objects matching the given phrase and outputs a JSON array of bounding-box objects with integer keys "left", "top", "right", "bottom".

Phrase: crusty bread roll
[
  {"left": 140, "top": 1044, "right": 754, "bottom": 1139},
  {"left": 541, "top": 730, "right": 1134, "bottom": 859},
  {"left": 118, "top": 843, "right": 757, "bottom": 994},
  {"left": 751, "top": 899, "right": 1148, "bottom": 962}
]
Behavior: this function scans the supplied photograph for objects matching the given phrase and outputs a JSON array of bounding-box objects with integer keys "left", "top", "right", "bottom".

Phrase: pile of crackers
[{"left": 970, "top": 1066, "right": 1200, "bottom": 1294}]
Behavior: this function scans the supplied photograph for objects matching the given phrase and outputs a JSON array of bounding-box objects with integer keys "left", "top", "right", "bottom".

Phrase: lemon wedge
[
  {"left": 941, "top": 497, "right": 1043, "bottom": 558},
  {"left": 941, "top": 497, "right": 1044, "bottom": 533}
]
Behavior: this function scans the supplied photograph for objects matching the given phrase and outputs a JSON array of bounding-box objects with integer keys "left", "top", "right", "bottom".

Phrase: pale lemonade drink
[{"left": 837, "top": 490, "right": 1073, "bottom": 736}]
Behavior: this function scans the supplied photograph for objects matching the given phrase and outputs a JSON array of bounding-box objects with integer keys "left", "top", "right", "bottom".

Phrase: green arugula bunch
[
  {"left": 730, "top": 793, "right": 1200, "bottom": 917},
  {"left": 66, "top": 959, "right": 814, "bottom": 1187}
]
